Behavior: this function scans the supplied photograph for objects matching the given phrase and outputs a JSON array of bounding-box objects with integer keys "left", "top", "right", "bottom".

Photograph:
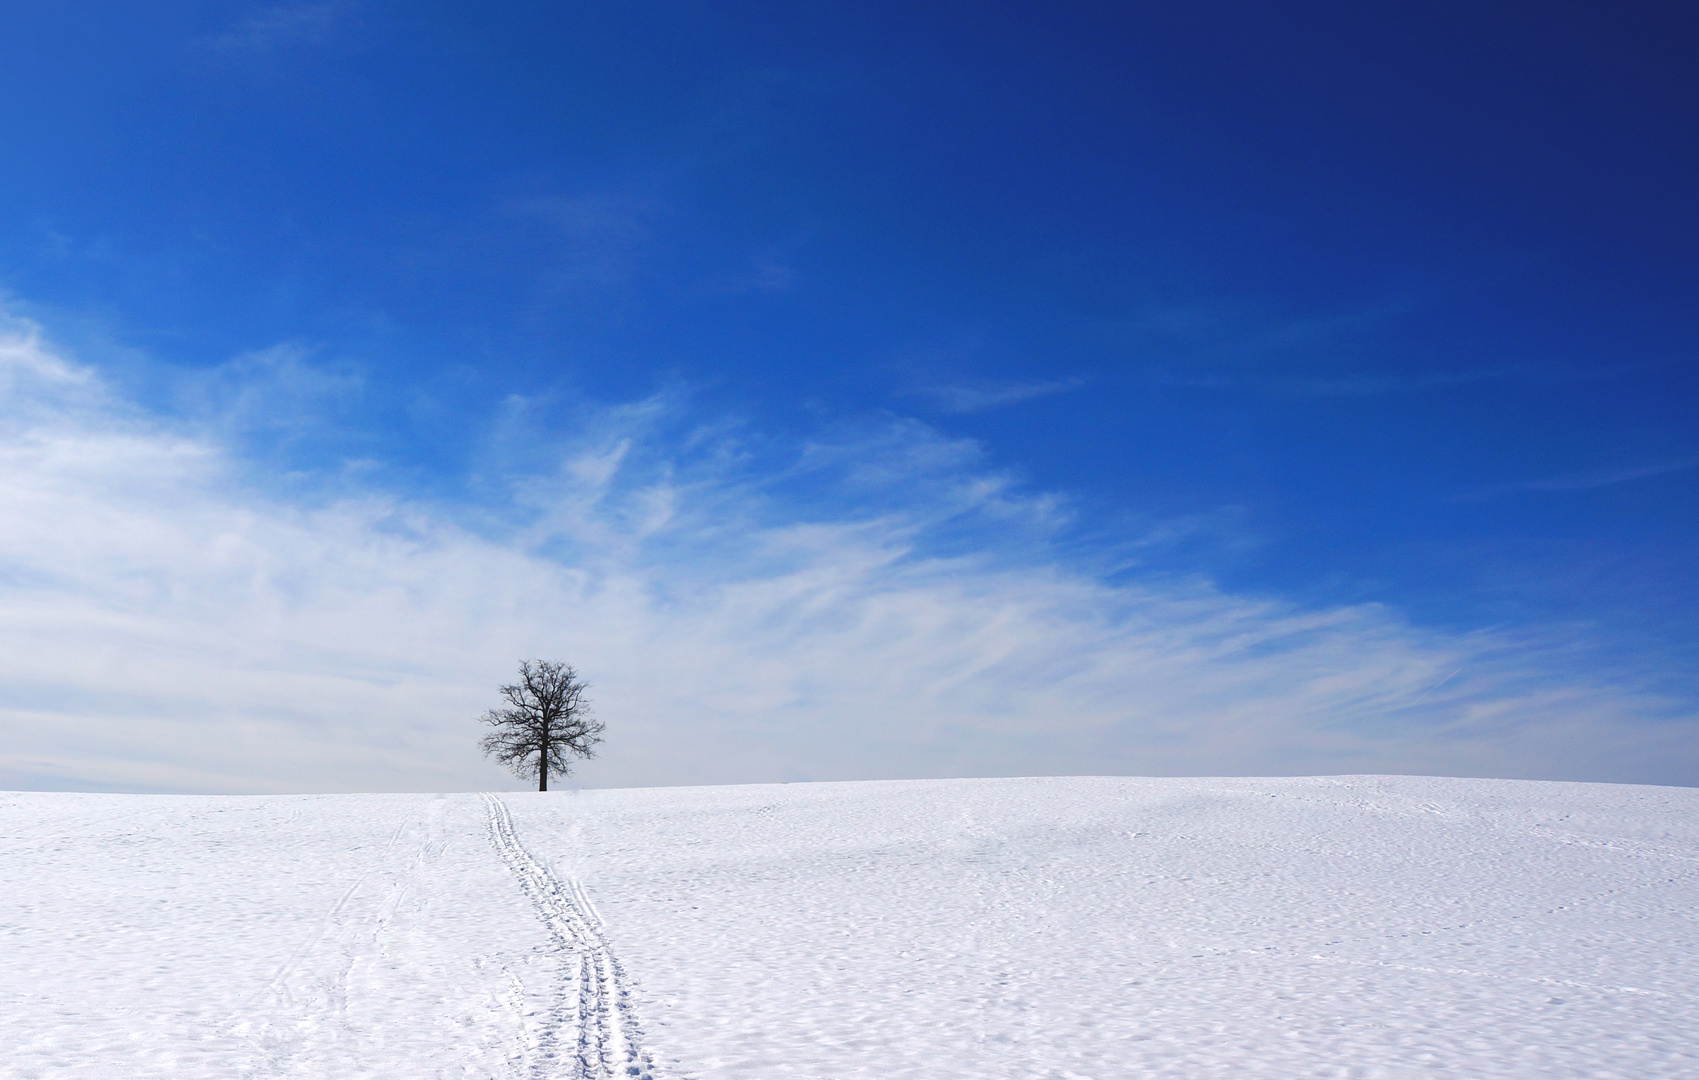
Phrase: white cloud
[
  {"left": 201, "top": 3, "right": 351, "bottom": 53},
  {"left": 504, "top": 192, "right": 661, "bottom": 293},
  {"left": 1461, "top": 454, "right": 1699, "bottom": 498},
  {"left": 904, "top": 376, "right": 1087, "bottom": 414},
  {"left": 0, "top": 320, "right": 1694, "bottom": 793},
  {"left": 699, "top": 255, "right": 795, "bottom": 296}
]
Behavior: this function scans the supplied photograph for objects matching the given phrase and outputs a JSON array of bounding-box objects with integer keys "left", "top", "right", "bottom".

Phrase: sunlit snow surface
[{"left": 3, "top": 776, "right": 1697, "bottom": 1078}]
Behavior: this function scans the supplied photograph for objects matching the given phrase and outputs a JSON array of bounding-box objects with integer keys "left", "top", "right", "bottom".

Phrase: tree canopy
[{"left": 478, "top": 659, "right": 603, "bottom": 791}]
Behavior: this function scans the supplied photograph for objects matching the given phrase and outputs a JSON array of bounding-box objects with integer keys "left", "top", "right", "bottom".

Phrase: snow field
[{"left": 2, "top": 774, "right": 1697, "bottom": 1078}]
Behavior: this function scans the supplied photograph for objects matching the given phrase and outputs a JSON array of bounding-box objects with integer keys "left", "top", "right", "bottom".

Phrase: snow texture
[{"left": 1, "top": 775, "right": 1696, "bottom": 1078}]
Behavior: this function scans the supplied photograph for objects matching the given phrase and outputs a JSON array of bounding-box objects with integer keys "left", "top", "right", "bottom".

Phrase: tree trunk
[{"left": 538, "top": 753, "right": 548, "bottom": 792}]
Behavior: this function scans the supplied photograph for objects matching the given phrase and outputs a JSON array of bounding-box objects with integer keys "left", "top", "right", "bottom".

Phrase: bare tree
[{"left": 478, "top": 659, "right": 604, "bottom": 791}]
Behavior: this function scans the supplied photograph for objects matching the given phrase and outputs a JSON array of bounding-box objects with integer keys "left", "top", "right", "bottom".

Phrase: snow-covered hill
[{"left": 3, "top": 775, "right": 1695, "bottom": 1078}]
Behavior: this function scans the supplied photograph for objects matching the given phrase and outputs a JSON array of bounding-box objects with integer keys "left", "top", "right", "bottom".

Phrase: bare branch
[{"left": 476, "top": 659, "right": 604, "bottom": 791}]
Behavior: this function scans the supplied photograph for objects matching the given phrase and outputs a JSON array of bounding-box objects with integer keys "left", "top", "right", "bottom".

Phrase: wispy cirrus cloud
[
  {"left": 1123, "top": 296, "right": 1666, "bottom": 398},
  {"left": 0, "top": 316, "right": 1693, "bottom": 794},
  {"left": 502, "top": 192, "right": 664, "bottom": 294},
  {"left": 200, "top": 3, "right": 353, "bottom": 53},
  {"left": 1126, "top": 296, "right": 1422, "bottom": 356},
  {"left": 1167, "top": 367, "right": 1514, "bottom": 397},
  {"left": 1458, "top": 454, "right": 1699, "bottom": 500},
  {"left": 1164, "top": 362, "right": 1661, "bottom": 398},
  {"left": 902, "top": 375, "right": 1088, "bottom": 414},
  {"left": 698, "top": 254, "right": 795, "bottom": 296}
]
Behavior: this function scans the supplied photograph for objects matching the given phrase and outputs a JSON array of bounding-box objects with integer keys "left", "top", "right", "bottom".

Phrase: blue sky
[{"left": 1, "top": 2, "right": 1695, "bottom": 792}]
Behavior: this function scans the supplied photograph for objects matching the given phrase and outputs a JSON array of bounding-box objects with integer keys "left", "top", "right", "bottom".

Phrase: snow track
[
  {"left": 481, "top": 793, "right": 656, "bottom": 1080},
  {"left": 6, "top": 778, "right": 1698, "bottom": 1079},
  {"left": 254, "top": 807, "right": 416, "bottom": 1012}
]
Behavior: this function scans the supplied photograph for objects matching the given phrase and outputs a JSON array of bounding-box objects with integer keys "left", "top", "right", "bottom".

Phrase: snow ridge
[{"left": 481, "top": 792, "right": 657, "bottom": 1080}]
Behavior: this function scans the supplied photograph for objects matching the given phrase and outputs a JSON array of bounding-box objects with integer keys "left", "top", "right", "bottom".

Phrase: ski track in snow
[
  {"left": 254, "top": 807, "right": 417, "bottom": 1010},
  {"left": 482, "top": 793, "right": 656, "bottom": 1080},
  {"left": 4, "top": 777, "right": 1699, "bottom": 1078}
]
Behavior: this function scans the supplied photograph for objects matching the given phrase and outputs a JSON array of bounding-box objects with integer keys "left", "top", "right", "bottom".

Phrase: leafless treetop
[{"left": 478, "top": 659, "right": 603, "bottom": 791}]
